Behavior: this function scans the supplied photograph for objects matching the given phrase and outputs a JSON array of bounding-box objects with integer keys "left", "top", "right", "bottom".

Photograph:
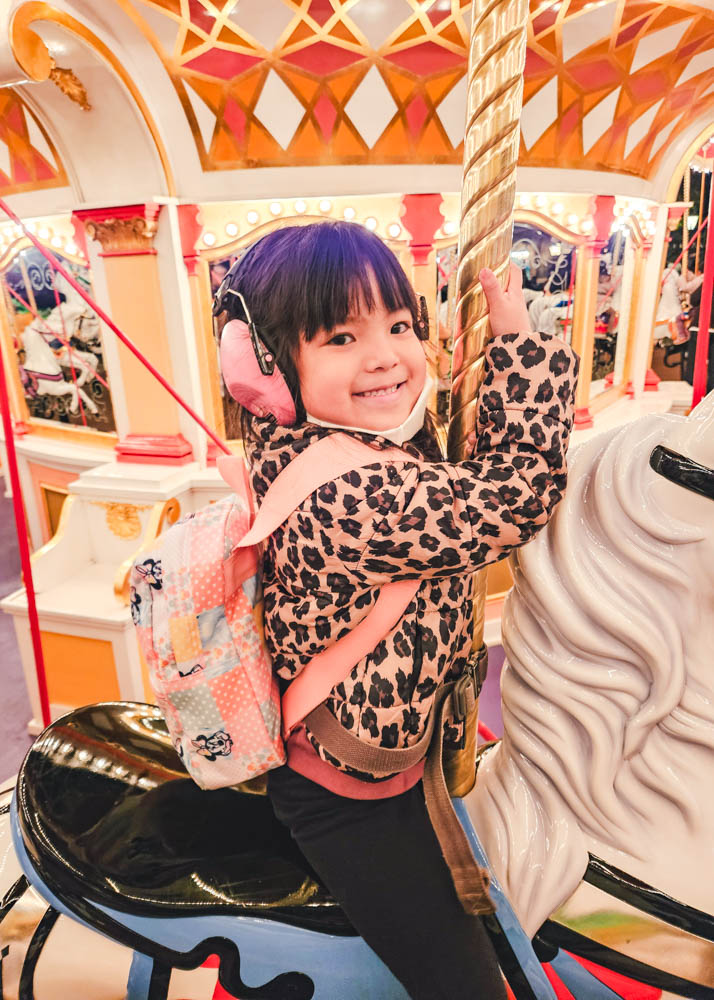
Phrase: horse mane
[{"left": 471, "top": 413, "right": 712, "bottom": 933}]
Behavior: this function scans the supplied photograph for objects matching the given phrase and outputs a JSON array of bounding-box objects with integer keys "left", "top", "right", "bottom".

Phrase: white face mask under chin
[{"left": 306, "top": 376, "right": 434, "bottom": 447}]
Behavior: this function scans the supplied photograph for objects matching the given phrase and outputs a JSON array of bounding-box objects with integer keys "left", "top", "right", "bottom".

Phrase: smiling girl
[{"left": 217, "top": 220, "right": 578, "bottom": 998}]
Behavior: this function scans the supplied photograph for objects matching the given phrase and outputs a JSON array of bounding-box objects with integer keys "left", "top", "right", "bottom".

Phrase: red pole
[
  {"left": 693, "top": 176, "right": 714, "bottom": 407},
  {"left": 0, "top": 198, "right": 231, "bottom": 456},
  {"left": 0, "top": 347, "right": 51, "bottom": 727}
]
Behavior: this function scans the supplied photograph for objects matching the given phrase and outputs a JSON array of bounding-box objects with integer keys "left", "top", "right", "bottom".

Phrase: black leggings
[{"left": 267, "top": 766, "right": 506, "bottom": 1000}]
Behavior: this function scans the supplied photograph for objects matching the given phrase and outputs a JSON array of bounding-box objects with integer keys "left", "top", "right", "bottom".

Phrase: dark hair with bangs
[{"left": 217, "top": 221, "right": 438, "bottom": 452}]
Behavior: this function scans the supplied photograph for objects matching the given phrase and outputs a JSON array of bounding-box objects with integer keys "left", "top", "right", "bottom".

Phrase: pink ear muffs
[{"left": 220, "top": 319, "right": 297, "bottom": 426}]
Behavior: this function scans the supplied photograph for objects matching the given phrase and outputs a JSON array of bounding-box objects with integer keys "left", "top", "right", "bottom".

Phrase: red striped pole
[
  {"left": 693, "top": 177, "right": 714, "bottom": 408},
  {"left": 0, "top": 342, "right": 51, "bottom": 727}
]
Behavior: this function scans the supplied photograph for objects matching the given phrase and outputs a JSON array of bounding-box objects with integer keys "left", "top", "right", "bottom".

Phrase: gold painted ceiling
[{"left": 120, "top": 0, "right": 714, "bottom": 180}]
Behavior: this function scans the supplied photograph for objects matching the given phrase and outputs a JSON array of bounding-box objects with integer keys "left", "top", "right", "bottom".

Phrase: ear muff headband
[{"left": 213, "top": 258, "right": 297, "bottom": 426}]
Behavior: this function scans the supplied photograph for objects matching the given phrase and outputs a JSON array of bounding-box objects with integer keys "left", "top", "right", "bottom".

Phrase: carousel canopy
[{"left": 0, "top": 0, "right": 712, "bottom": 209}]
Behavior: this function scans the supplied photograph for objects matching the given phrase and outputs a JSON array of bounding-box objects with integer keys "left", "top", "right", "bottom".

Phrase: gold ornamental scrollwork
[
  {"left": 114, "top": 498, "right": 181, "bottom": 605},
  {"left": 84, "top": 214, "right": 160, "bottom": 255},
  {"left": 92, "top": 501, "right": 152, "bottom": 540},
  {"left": 49, "top": 64, "right": 91, "bottom": 111}
]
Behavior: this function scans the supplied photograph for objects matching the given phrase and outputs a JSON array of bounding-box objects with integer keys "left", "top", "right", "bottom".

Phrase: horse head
[{"left": 466, "top": 391, "right": 714, "bottom": 935}]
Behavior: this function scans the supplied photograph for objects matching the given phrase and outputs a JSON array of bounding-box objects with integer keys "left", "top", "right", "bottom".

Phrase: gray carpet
[{"left": 0, "top": 490, "right": 33, "bottom": 782}]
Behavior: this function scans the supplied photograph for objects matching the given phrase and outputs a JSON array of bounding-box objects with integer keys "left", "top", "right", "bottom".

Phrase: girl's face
[{"left": 296, "top": 285, "right": 427, "bottom": 432}]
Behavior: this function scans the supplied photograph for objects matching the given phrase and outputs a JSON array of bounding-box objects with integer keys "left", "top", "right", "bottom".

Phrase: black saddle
[{"left": 16, "top": 702, "right": 355, "bottom": 936}]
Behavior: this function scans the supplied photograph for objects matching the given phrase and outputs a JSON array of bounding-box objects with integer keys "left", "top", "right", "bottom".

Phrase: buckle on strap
[{"left": 451, "top": 644, "right": 488, "bottom": 721}]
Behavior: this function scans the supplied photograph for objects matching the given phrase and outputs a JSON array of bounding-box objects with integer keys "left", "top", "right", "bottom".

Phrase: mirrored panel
[
  {"left": 511, "top": 222, "right": 576, "bottom": 342},
  {"left": 2, "top": 246, "right": 116, "bottom": 431}
]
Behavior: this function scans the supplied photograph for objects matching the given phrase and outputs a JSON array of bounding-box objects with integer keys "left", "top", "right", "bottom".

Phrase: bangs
[{"left": 297, "top": 223, "right": 418, "bottom": 340}]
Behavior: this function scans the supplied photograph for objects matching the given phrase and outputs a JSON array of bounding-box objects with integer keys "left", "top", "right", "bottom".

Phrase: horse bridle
[{"left": 650, "top": 444, "right": 714, "bottom": 501}]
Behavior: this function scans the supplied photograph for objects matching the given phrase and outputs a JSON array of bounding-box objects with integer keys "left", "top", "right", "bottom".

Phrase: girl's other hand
[{"left": 480, "top": 263, "right": 532, "bottom": 340}]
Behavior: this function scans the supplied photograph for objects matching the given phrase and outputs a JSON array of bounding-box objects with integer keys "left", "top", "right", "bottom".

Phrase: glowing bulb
[
  {"left": 202, "top": 231, "right": 216, "bottom": 246},
  {"left": 551, "top": 202, "right": 564, "bottom": 216},
  {"left": 387, "top": 223, "right": 401, "bottom": 238},
  {"left": 270, "top": 201, "right": 282, "bottom": 216},
  {"left": 225, "top": 222, "right": 239, "bottom": 237},
  {"left": 51, "top": 235, "right": 63, "bottom": 248},
  {"left": 580, "top": 218, "right": 594, "bottom": 234},
  {"left": 65, "top": 242, "right": 78, "bottom": 255},
  {"left": 343, "top": 206, "right": 356, "bottom": 220},
  {"left": 567, "top": 214, "right": 578, "bottom": 228},
  {"left": 518, "top": 194, "right": 531, "bottom": 209},
  {"left": 442, "top": 220, "right": 457, "bottom": 236},
  {"left": 38, "top": 226, "right": 50, "bottom": 239},
  {"left": 26, "top": 222, "right": 36, "bottom": 233},
  {"left": 647, "top": 220, "right": 657, "bottom": 235},
  {"left": 246, "top": 210, "right": 260, "bottom": 225},
  {"left": 535, "top": 194, "right": 547, "bottom": 209},
  {"left": 319, "top": 199, "right": 332, "bottom": 213},
  {"left": 294, "top": 200, "right": 307, "bottom": 214},
  {"left": 364, "top": 216, "right": 378, "bottom": 231}
]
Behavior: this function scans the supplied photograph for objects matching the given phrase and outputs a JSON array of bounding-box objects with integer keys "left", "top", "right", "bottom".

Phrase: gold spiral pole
[{"left": 443, "top": 1, "right": 528, "bottom": 795}]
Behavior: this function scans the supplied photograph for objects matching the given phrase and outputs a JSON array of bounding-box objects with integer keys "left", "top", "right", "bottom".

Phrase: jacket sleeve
[{"left": 276, "top": 330, "right": 579, "bottom": 590}]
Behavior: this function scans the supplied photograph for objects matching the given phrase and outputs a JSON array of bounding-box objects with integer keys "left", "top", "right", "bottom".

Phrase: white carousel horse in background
[
  {"left": 21, "top": 323, "right": 99, "bottom": 415},
  {"left": 25, "top": 272, "right": 102, "bottom": 386},
  {"left": 466, "top": 387, "right": 714, "bottom": 938}
]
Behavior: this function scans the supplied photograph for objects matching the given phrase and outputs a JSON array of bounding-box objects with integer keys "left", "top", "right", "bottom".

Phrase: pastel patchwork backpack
[{"left": 130, "top": 433, "right": 418, "bottom": 791}]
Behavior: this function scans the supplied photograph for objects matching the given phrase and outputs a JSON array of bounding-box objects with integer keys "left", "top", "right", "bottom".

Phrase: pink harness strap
[
  {"left": 218, "top": 432, "right": 421, "bottom": 734},
  {"left": 240, "top": 433, "right": 409, "bottom": 548},
  {"left": 281, "top": 577, "right": 418, "bottom": 737}
]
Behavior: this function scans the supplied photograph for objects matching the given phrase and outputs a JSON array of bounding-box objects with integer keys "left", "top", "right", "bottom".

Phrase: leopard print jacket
[{"left": 246, "top": 330, "right": 579, "bottom": 781}]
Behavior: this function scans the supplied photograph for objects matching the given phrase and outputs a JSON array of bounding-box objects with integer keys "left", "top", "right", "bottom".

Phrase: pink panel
[
  {"left": 313, "top": 92, "right": 337, "bottom": 139},
  {"left": 283, "top": 40, "right": 363, "bottom": 73},
  {"left": 616, "top": 16, "right": 648, "bottom": 47},
  {"left": 569, "top": 58, "right": 620, "bottom": 89},
  {"left": 223, "top": 98, "right": 247, "bottom": 145},
  {"left": 532, "top": 10, "right": 558, "bottom": 34},
  {"left": 308, "top": 0, "right": 334, "bottom": 27},
  {"left": 525, "top": 46, "right": 551, "bottom": 75},
  {"left": 630, "top": 70, "right": 668, "bottom": 102},
  {"left": 385, "top": 41, "right": 463, "bottom": 74},
  {"left": 406, "top": 94, "right": 429, "bottom": 138},
  {"left": 13, "top": 158, "right": 31, "bottom": 183},
  {"left": 5, "top": 101, "right": 25, "bottom": 135},
  {"left": 33, "top": 153, "right": 55, "bottom": 181},
  {"left": 188, "top": 0, "right": 216, "bottom": 33},
  {"left": 184, "top": 49, "right": 261, "bottom": 79},
  {"left": 559, "top": 103, "right": 579, "bottom": 141}
]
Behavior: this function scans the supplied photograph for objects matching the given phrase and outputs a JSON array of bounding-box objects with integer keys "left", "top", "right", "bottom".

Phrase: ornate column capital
[{"left": 72, "top": 204, "right": 161, "bottom": 257}]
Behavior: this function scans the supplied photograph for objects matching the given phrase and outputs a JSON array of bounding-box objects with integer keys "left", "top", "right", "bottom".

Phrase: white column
[
  {"left": 613, "top": 232, "right": 634, "bottom": 387},
  {"left": 153, "top": 199, "right": 207, "bottom": 466},
  {"left": 630, "top": 204, "right": 667, "bottom": 398}
]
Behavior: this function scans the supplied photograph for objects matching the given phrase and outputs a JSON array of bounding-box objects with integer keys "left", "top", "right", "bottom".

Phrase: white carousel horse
[
  {"left": 26, "top": 272, "right": 102, "bottom": 385},
  {"left": 21, "top": 324, "right": 99, "bottom": 415},
  {"left": 466, "top": 388, "right": 714, "bottom": 939}
]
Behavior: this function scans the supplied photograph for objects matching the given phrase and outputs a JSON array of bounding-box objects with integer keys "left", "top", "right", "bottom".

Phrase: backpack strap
[
  {"left": 238, "top": 432, "right": 411, "bottom": 547},
  {"left": 220, "top": 432, "right": 421, "bottom": 735}
]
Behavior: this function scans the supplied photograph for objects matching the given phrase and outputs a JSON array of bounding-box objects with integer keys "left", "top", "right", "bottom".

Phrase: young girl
[{"left": 216, "top": 220, "right": 579, "bottom": 998}]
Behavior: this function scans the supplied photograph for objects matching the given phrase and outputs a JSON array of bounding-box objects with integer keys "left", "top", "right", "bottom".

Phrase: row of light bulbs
[
  {"left": 202, "top": 201, "right": 460, "bottom": 248},
  {"left": 0, "top": 224, "right": 82, "bottom": 257},
  {"left": 517, "top": 193, "right": 657, "bottom": 237}
]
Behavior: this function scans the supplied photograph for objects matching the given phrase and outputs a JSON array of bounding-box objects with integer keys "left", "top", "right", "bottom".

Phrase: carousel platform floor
[{"left": 0, "top": 491, "right": 33, "bottom": 783}]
